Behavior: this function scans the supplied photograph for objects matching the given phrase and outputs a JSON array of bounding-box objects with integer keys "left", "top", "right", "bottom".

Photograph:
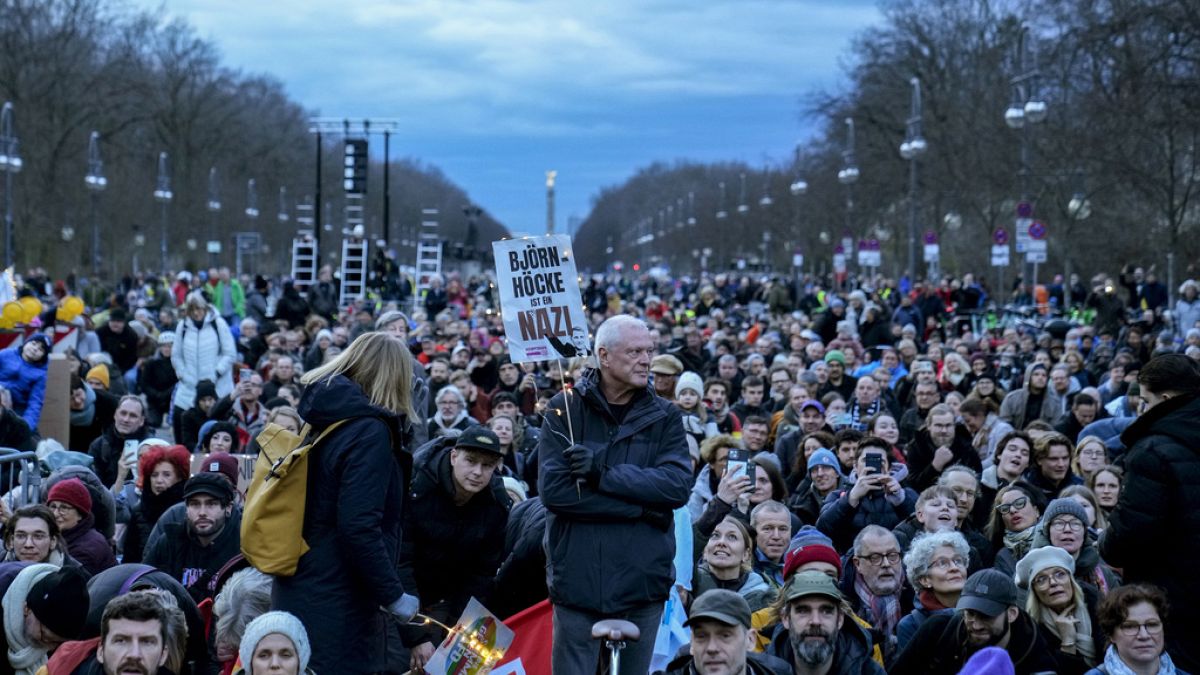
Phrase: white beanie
[
  {"left": 1014, "top": 546, "right": 1075, "bottom": 590},
  {"left": 675, "top": 371, "right": 703, "bottom": 399},
  {"left": 239, "top": 611, "right": 312, "bottom": 673}
]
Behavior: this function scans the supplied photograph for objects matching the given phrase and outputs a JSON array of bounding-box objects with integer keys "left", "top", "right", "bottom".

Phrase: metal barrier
[{"left": 0, "top": 448, "right": 42, "bottom": 509}]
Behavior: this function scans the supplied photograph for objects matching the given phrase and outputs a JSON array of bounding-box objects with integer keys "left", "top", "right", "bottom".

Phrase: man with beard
[
  {"left": 842, "top": 526, "right": 911, "bottom": 663},
  {"left": 903, "top": 404, "right": 979, "bottom": 492},
  {"left": 144, "top": 474, "right": 241, "bottom": 603},
  {"left": 890, "top": 569, "right": 1056, "bottom": 675},
  {"left": 61, "top": 591, "right": 182, "bottom": 675},
  {"left": 816, "top": 351, "right": 857, "bottom": 402},
  {"left": 768, "top": 571, "right": 883, "bottom": 675}
]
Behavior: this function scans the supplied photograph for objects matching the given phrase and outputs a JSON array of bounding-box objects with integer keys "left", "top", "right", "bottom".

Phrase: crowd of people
[{"left": 0, "top": 260, "right": 1192, "bottom": 675}]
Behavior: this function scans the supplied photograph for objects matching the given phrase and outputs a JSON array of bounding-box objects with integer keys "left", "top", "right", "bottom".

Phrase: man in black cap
[
  {"left": 144, "top": 473, "right": 241, "bottom": 603},
  {"left": 764, "top": 570, "right": 883, "bottom": 675},
  {"left": 95, "top": 308, "right": 140, "bottom": 374},
  {"left": 890, "top": 568, "right": 1058, "bottom": 675},
  {"left": 0, "top": 562, "right": 90, "bottom": 675},
  {"left": 399, "top": 425, "right": 512, "bottom": 673},
  {"left": 655, "top": 589, "right": 791, "bottom": 674}
]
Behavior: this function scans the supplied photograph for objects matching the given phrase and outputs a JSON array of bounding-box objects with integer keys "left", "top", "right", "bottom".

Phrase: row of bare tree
[
  {"left": 574, "top": 0, "right": 1200, "bottom": 292},
  {"left": 0, "top": 0, "right": 507, "bottom": 281}
]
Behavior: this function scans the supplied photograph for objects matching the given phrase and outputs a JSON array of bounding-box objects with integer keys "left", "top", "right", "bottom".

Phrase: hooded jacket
[
  {"left": 998, "top": 367, "right": 1064, "bottom": 430},
  {"left": 492, "top": 496, "right": 549, "bottom": 620},
  {"left": 270, "top": 374, "right": 412, "bottom": 675},
  {"left": 171, "top": 309, "right": 236, "bottom": 410},
  {"left": 537, "top": 367, "right": 692, "bottom": 614},
  {"left": 1100, "top": 392, "right": 1200, "bottom": 672},
  {"left": 0, "top": 347, "right": 47, "bottom": 429},
  {"left": 61, "top": 512, "right": 117, "bottom": 576},
  {"left": 816, "top": 467, "right": 917, "bottom": 553},
  {"left": 398, "top": 438, "right": 511, "bottom": 646},
  {"left": 692, "top": 565, "right": 776, "bottom": 613},
  {"left": 902, "top": 425, "right": 981, "bottom": 492}
]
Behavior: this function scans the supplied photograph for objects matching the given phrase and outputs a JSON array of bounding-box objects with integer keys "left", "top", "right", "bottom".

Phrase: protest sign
[
  {"left": 492, "top": 235, "right": 589, "bottom": 363},
  {"left": 425, "top": 597, "right": 515, "bottom": 675}
]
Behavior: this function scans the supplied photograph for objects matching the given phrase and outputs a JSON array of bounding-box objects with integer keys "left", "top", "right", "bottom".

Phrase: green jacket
[{"left": 211, "top": 279, "right": 246, "bottom": 319}]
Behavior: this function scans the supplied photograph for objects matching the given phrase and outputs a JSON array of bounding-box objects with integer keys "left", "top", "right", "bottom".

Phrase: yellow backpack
[{"left": 241, "top": 420, "right": 347, "bottom": 576}]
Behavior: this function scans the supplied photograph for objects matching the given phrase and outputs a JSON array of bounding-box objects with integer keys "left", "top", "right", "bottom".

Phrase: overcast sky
[{"left": 142, "top": 0, "right": 882, "bottom": 237}]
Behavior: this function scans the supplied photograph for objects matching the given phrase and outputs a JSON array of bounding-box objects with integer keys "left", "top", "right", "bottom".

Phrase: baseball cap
[
  {"left": 455, "top": 425, "right": 505, "bottom": 456},
  {"left": 780, "top": 570, "right": 843, "bottom": 603},
  {"left": 684, "top": 589, "right": 752, "bottom": 629},
  {"left": 799, "top": 399, "right": 825, "bottom": 414},
  {"left": 956, "top": 569, "right": 1018, "bottom": 617},
  {"left": 183, "top": 473, "right": 235, "bottom": 504}
]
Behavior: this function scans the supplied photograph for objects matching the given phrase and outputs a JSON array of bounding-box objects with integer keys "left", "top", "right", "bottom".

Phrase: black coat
[
  {"left": 121, "top": 480, "right": 186, "bottom": 564},
  {"left": 87, "top": 423, "right": 150, "bottom": 488},
  {"left": 137, "top": 354, "right": 178, "bottom": 415},
  {"left": 69, "top": 388, "right": 119, "bottom": 453},
  {"left": 398, "top": 438, "right": 511, "bottom": 645},
  {"left": 271, "top": 374, "right": 412, "bottom": 675},
  {"left": 492, "top": 497, "right": 549, "bottom": 620},
  {"left": 655, "top": 651, "right": 792, "bottom": 675},
  {"left": 1100, "top": 393, "right": 1200, "bottom": 672},
  {"left": 96, "top": 324, "right": 139, "bottom": 372},
  {"left": 142, "top": 516, "right": 241, "bottom": 604},
  {"left": 890, "top": 610, "right": 1059, "bottom": 675},
  {"left": 538, "top": 368, "right": 692, "bottom": 614},
  {"left": 902, "top": 425, "right": 980, "bottom": 492}
]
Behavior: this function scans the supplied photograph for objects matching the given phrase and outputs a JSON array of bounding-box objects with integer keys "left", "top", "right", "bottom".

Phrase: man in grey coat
[{"left": 539, "top": 315, "right": 692, "bottom": 674}]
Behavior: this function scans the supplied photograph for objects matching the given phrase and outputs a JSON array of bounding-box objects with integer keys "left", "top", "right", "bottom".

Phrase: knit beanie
[
  {"left": 1014, "top": 546, "right": 1075, "bottom": 590},
  {"left": 202, "top": 452, "right": 240, "bottom": 487},
  {"left": 782, "top": 543, "right": 843, "bottom": 581},
  {"left": 959, "top": 647, "right": 1015, "bottom": 675},
  {"left": 806, "top": 448, "right": 843, "bottom": 477},
  {"left": 195, "top": 379, "right": 218, "bottom": 401},
  {"left": 25, "top": 565, "right": 90, "bottom": 640},
  {"left": 239, "top": 611, "right": 312, "bottom": 673},
  {"left": 85, "top": 365, "right": 110, "bottom": 389},
  {"left": 675, "top": 371, "right": 704, "bottom": 398},
  {"left": 1041, "top": 498, "right": 1090, "bottom": 537},
  {"left": 824, "top": 350, "right": 847, "bottom": 366},
  {"left": 47, "top": 478, "right": 92, "bottom": 517},
  {"left": 789, "top": 525, "right": 835, "bottom": 552}
]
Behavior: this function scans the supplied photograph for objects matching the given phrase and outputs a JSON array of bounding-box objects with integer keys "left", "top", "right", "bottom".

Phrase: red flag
[{"left": 493, "top": 599, "right": 553, "bottom": 675}]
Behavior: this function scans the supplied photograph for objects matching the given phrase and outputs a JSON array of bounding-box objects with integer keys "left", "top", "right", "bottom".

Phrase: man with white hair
[{"left": 539, "top": 314, "right": 692, "bottom": 674}]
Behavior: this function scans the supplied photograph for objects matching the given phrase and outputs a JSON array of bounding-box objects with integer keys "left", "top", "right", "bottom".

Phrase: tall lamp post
[
  {"left": 206, "top": 167, "right": 221, "bottom": 267},
  {"left": 837, "top": 117, "right": 860, "bottom": 282},
  {"left": 1004, "top": 25, "right": 1048, "bottom": 285},
  {"left": 790, "top": 156, "right": 808, "bottom": 292},
  {"left": 900, "top": 78, "right": 928, "bottom": 280},
  {"left": 85, "top": 131, "right": 107, "bottom": 277},
  {"left": 0, "top": 103, "right": 23, "bottom": 268},
  {"left": 153, "top": 152, "right": 173, "bottom": 273},
  {"left": 1066, "top": 171, "right": 1091, "bottom": 313}
]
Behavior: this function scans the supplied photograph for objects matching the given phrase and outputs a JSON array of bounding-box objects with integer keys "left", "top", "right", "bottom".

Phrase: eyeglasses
[
  {"left": 857, "top": 552, "right": 901, "bottom": 567},
  {"left": 929, "top": 556, "right": 967, "bottom": 571},
  {"left": 997, "top": 497, "right": 1029, "bottom": 515},
  {"left": 1078, "top": 449, "right": 1106, "bottom": 458},
  {"left": 1032, "top": 569, "right": 1070, "bottom": 590},
  {"left": 46, "top": 503, "right": 76, "bottom": 514},
  {"left": 12, "top": 531, "right": 48, "bottom": 543},
  {"left": 1050, "top": 519, "right": 1085, "bottom": 533},
  {"left": 1117, "top": 620, "right": 1163, "bottom": 637}
]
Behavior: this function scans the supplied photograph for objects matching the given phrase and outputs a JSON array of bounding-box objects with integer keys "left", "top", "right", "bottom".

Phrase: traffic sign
[
  {"left": 1026, "top": 250, "right": 1047, "bottom": 263},
  {"left": 792, "top": 252, "right": 804, "bottom": 268},
  {"left": 833, "top": 253, "right": 846, "bottom": 274},
  {"left": 993, "top": 228, "right": 1009, "bottom": 246},
  {"left": 1017, "top": 201, "right": 1033, "bottom": 218},
  {"left": 923, "top": 230, "right": 938, "bottom": 245},
  {"left": 991, "top": 245, "right": 1010, "bottom": 267},
  {"left": 1028, "top": 221, "right": 1047, "bottom": 240},
  {"left": 1015, "top": 217, "right": 1033, "bottom": 253},
  {"left": 923, "top": 243, "right": 939, "bottom": 263}
]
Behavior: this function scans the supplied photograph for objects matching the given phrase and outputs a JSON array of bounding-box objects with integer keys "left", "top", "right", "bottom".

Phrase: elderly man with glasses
[{"left": 841, "top": 525, "right": 912, "bottom": 663}]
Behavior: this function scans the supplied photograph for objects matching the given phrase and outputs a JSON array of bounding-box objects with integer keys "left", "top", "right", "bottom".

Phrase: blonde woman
[
  {"left": 271, "top": 332, "right": 420, "bottom": 674},
  {"left": 1016, "top": 546, "right": 1101, "bottom": 670}
]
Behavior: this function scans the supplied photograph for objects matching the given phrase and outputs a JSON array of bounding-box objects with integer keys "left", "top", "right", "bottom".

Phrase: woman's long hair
[{"left": 301, "top": 332, "right": 415, "bottom": 418}]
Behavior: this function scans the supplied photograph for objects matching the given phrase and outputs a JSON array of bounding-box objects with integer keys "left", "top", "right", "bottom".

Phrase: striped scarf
[{"left": 855, "top": 572, "right": 903, "bottom": 658}]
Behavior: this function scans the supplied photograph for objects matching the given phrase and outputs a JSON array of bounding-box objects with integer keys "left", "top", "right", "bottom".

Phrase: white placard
[
  {"left": 833, "top": 253, "right": 846, "bottom": 274},
  {"left": 792, "top": 253, "right": 804, "bottom": 268},
  {"left": 1026, "top": 250, "right": 1048, "bottom": 263},
  {"left": 1014, "top": 218, "right": 1032, "bottom": 253},
  {"left": 923, "top": 244, "right": 940, "bottom": 263},
  {"left": 863, "top": 251, "right": 881, "bottom": 267},
  {"left": 492, "top": 235, "right": 589, "bottom": 363},
  {"left": 1026, "top": 240, "right": 1047, "bottom": 254},
  {"left": 206, "top": 241, "right": 222, "bottom": 254},
  {"left": 991, "top": 245, "right": 1010, "bottom": 267}
]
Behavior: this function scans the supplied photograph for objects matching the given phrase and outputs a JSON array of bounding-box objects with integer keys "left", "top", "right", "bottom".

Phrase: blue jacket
[
  {"left": 538, "top": 367, "right": 692, "bottom": 613},
  {"left": 0, "top": 348, "right": 46, "bottom": 429}
]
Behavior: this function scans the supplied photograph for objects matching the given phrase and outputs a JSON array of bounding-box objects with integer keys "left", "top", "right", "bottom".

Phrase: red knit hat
[
  {"left": 782, "top": 543, "right": 843, "bottom": 581},
  {"left": 47, "top": 478, "right": 92, "bottom": 517}
]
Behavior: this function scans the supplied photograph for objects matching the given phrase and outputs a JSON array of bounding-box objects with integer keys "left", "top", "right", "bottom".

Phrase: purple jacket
[{"left": 62, "top": 513, "right": 116, "bottom": 576}]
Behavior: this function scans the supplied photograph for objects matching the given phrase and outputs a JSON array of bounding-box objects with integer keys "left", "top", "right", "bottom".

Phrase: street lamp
[
  {"left": 245, "top": 179, "right": 260, "bottom": 219},
  {"left": 900, "top": 77, "right": 927, "bottom": 279},
  {"left": 206, "top": 167, "right": 221, "bottom": 266},
  {"left": 838, "top": 117, "right": 859, "bottom": 280},
  {"left": 715, "top": 181, "right": 728, "bottom": 220},
  {"left": 737, "top": 173, "right": 750, "bottom": 214},
  {"left": 1005, "top": 25, "right": 1048, "bottom": 284},
  {"left": 759, "top": 172, "right": 773, "bottom": 208},
  {"left": 686, "top": 191, "right": 696, "bottom": 226},
  {"left": 153, "top": 151, "right": 173, "bottom": 273},
  {"left": 278, "top": 186, "right": 289, "bottom": 223},
  {"left": 1, "top": 102, "right": 23, "bottom": 268},
  {"left": 85, "top": 131, "right": 107, "bottom": 277}
]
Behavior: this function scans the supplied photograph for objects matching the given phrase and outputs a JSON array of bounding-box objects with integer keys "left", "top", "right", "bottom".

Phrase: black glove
[
  {"left": 563, "top": 444, "right": 603, "bottom": 484},
  {"left": 640, "top": 508, "right": 673, "bottom": 531}
]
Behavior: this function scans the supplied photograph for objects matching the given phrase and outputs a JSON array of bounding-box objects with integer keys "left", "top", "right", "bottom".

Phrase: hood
[
  {"left": 765, "top": 612, "right": 875, "bottom": 666},
  {"left": 1120, "top": 392, "right": 1200, "bottom": 450},
  {"left": 298, "top": 373, "right": 404, "bottom": 431}
]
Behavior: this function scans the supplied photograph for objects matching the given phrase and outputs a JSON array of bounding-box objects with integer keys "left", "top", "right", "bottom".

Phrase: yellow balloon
[
  {"left": 2, "top": 303, "right": 23, "bottom": 325},
  {"left": 17, "top": 297, "right": 41, "bottom": 323},
  {"left": 0, "top": 316, "right": 14, "bottom": 330},
  {"left": 63, "top": 296, "right": 84, "bottom": 317}
]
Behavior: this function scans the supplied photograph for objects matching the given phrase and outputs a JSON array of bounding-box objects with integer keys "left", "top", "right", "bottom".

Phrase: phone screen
[
  {"left": 123, "top": 440, "right": 140, "bottom": 480},
  {"left": 864, "top": 453, "right": 884, "bottom": 476},
  {"left": 726, "top": 448, "right": 749, "bottom": 482},
  {"left": 240, "top": 368, "right": 254, "bottom": 383}
]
